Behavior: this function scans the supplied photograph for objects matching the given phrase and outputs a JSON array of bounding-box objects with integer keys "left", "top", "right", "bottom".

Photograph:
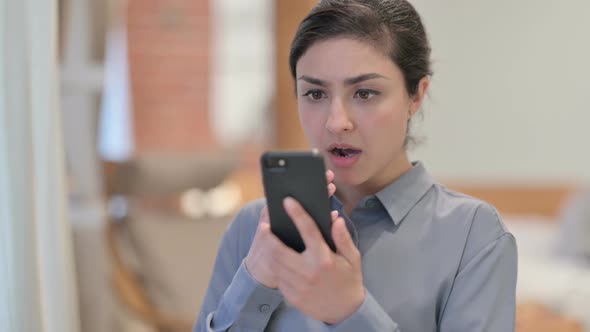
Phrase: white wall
[
  {"left": 409, "top": 0, "right": 590, "bottom": 183},
  {"left": 213, "top": 0, "right": 590, "bottom": 182},
  {"left": 211, "top": 0, "right": 274, "bottom": 147}
]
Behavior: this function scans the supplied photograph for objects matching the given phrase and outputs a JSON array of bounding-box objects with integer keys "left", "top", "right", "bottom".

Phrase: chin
[{"left": 331, "top": 168, "right": 366, "bottom": 187}]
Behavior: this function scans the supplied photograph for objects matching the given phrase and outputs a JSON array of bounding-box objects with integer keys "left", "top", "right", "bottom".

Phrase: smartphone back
[{"left": 261, "top": 151, "right": 335, "bottom": 253}]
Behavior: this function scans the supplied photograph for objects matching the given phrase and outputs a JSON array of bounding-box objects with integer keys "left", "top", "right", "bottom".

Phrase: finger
[
  {"left": 331, "top": 210, "right": 339, "bottom": 222},
  {"left": 260, "top": 207, "right": 306, "bottom": 267},
  {"left": 259, "top": 205, "right": 269, "bottom": 225},
  {"left": 332, "top": 217, "right": 359, "bottom": 265},
  {"left": 325, "top": 169, "right": 334, "bottom": 184},
  {"left": 257, "top": 216, "right": 272, "bottom": 237},
  {"left": 327, "top": 183, "right": 336, "bottom": 197},
  {"left": 265, "top": 228, "right": 306, "bottom": 268},
  {"left": 326, "top": 170, "right": 336, "bottom": 197},
  {"left": 253, "top": 207, "right": 270, "bottom": 238},
  {"left": 283, "top": 197, "right": 327, "bottom": 253}
]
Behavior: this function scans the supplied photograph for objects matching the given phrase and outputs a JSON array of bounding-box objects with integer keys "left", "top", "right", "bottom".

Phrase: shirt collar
[
  {"left": 331, "top": 161, "right": 435, "bottom": 226},
  {"left": 330, "top": 196, "right": 359, "bottom": 246},
  {"left": 375, "top": 161, "right": 435, "bottom": 226}
]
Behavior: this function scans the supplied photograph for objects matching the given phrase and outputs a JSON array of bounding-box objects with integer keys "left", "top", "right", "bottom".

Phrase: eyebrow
[{"left": 297, "top": 73, "right": 388, "bottom": 86}]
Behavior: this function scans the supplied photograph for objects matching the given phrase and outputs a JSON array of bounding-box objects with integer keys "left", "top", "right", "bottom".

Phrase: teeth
[{"left": 332, "top": 148, "right": 357, "bottom": 157}]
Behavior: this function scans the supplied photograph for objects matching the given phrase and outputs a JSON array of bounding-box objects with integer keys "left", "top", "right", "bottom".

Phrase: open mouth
[{"left": 329, "top": 146, "right": 362, "bottom": 158}]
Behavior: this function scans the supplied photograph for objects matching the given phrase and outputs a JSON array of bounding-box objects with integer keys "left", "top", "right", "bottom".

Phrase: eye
[
  {"left": 354, "top": 89, "right": 380, "bottom": 100},
  {"left": 302, "top": 89, "right": 327, "bottom": 101}
]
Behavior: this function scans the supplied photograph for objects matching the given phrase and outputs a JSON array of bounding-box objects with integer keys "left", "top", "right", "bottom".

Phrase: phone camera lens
[{"left": 265, "top": 158, "right": 287, "bottom": 169}]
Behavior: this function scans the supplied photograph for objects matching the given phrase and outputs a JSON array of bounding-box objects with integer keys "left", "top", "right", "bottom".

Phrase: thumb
[
  {"left": 259, "top": 205, "right": 269, "bottom": 225},
  {"left": 332, "top": 217, "right": 359, "bottom": 264}
]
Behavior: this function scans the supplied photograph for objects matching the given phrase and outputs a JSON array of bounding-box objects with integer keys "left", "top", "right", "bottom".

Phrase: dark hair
[
  {"left": 289, "top": 0, "right": 433, "bottom": 147},
  {"left": 290, "top": 0, "right": 432, "bottom": 95}
]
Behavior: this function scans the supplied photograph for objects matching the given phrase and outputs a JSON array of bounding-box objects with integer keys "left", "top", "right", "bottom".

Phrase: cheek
[
  {"left": 298, "top": 108, "right": 325, "bottom": 140},
  {"left": 363, "top": 105, "right": 409, "bottom": 142}
]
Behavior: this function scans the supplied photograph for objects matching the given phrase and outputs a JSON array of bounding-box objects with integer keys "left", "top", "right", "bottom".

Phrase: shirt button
[
  {"left": 259, "top": 304, "right": 271, "bottom": 313},
  {"left": 365, "top": 198, "right": 378, "bottom": 209}
]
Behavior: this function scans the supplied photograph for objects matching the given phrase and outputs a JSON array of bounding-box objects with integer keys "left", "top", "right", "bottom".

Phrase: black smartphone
[{"left": 260, "top": 150, "right": 336, "bottom": 253}]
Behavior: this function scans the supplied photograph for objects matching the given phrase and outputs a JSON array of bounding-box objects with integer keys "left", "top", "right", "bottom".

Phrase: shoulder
[
  {"left": 428, "top": 184, "right": 515, "bottom": 266},
  {"left": 429, "top": 184, "right": 508, "bottom": 233}
]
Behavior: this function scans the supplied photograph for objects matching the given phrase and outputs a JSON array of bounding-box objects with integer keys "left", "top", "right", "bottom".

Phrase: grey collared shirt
[{"left": 193, "top": 162, "right": 517, "bottom": 332}]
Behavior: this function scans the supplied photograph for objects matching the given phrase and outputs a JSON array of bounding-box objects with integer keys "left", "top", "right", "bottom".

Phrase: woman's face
[{"left": 296, "top": 37, "right": 428, "bottom": 191}]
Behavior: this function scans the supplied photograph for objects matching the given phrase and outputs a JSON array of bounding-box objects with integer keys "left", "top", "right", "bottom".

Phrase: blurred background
[{"left": 1, "top": 0, "right": 589, "bottom": 331}]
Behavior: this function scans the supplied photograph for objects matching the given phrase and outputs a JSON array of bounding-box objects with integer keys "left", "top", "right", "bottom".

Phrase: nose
[{"left": 325, "top": 99, "right": 354, "bottom": 134}]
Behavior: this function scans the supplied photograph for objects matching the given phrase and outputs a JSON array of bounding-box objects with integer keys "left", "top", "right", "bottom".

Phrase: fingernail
[{"left": 283, "top": 197, "right": 295, "bottom": 209}]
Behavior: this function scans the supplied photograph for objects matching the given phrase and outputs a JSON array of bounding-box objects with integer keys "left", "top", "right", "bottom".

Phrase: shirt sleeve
[
  {"left": 193, "top": 202, "right": 284, "bottom": 332},
  {"left": 439, "top": 204, "right": 518, "bottom": 331},
  {"left": 327, "top": 290, "right": 401, "bottom": 332}
]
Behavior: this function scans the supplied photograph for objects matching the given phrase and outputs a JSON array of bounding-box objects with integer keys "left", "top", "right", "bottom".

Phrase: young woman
[{"left": 194, "top": 1, "right": 517, "bottom": 331}]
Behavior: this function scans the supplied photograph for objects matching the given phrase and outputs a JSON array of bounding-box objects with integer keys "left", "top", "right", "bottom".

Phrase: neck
[{"left": 337, "top": 152, "right": 412, "bottom": 214}]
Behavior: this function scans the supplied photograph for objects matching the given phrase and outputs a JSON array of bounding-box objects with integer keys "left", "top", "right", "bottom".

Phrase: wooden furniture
[
  {"left": 104, "top": 155, "right": 239, "bottom": 332},
  {"left": 107, "top": 219, "right": 194, "bottom": 332},
  {"left": 274, "top": 0, "right": 316, "bottom": 149},
  {"left": 516, "top": 302, "right": 584, "bottom": 332},
  {"left": 448, "top": 183, "right": 575, "bottom": 218},
  {"left": 105, "top": 160, "right": 194, "bottom": 332}
]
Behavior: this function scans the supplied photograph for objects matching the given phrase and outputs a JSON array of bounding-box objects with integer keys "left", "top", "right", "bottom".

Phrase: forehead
[{"left": 295, "top": 37, "right": 400, "bottom": 82}]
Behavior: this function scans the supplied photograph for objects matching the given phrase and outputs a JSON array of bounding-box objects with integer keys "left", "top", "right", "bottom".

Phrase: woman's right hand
[{"left": 244, "top": 170, "right": 337, "bottom": 288}]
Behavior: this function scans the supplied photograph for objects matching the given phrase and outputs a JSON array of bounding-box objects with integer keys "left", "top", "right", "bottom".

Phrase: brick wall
[{"left": 127, "top": 0, "right": 213, "bottom": 153}]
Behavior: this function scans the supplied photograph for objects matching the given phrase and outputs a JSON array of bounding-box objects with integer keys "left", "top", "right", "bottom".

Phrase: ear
[{"left": 409, "top": 77, "right": 430, "bottom": 117}]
